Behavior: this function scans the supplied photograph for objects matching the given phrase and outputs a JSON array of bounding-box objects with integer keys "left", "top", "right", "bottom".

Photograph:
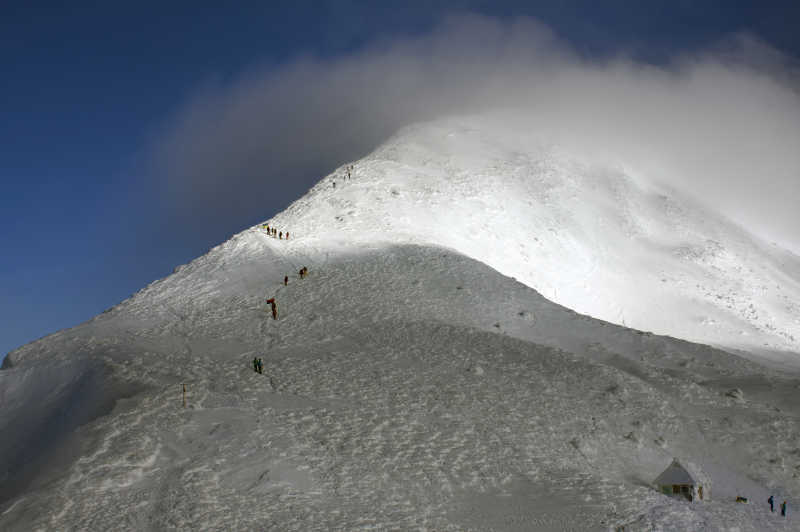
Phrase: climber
[
  {"left": 782, "top": 500, "right": 787, "bottom": 517},
  {"left": 284, "top": 275, "right": 288, "bottom": 286},
  {"left": 253, "top": 357, "right": 259, "bottom": 373},
  {"left": 286, "top": 232, "right": 289, "bottom": 240},
  {"left": 257, "top": 358, "right": 263, "bottom": 374},
  {"left": 279, "top": 231, "right": 283, "bottom": 240},
  {"left": 769, "top": 495, "right": 774, "bottom": 512},
  {"left": 266, "top": 297, "right": 277, "bottom": 320}
]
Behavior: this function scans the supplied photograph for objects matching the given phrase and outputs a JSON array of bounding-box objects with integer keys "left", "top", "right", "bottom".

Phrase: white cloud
[{"left": 149, "top": 14, "right": 800, "bottom": 251}]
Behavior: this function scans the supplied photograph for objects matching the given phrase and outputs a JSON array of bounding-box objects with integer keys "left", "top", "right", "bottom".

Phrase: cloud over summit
[{"left": 150, "top": 14, "right": 800, "bottom": 251}]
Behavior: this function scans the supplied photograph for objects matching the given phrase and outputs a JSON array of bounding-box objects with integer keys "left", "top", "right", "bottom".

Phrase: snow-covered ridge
[
  {"left": 3, "top": 110, "right": 800, "bottom": 528},
  {"left": 3, "top": 243, "right": 798, "bottom": 531},
  {"left": 263, "top": 115, "right": 800, "bottom": 362}
]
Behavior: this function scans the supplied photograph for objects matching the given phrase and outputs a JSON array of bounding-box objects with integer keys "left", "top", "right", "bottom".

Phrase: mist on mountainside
[
  {"left": 149, "top": 14, "right": 800, "bottom": 253},
  {"left": 244, "top": 114, "right": 799, "bottom": 365}
]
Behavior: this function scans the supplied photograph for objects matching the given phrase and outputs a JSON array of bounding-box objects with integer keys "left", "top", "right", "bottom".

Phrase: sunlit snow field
[{"left": 270, "top": 116, "right": 800, "bottom": 362}]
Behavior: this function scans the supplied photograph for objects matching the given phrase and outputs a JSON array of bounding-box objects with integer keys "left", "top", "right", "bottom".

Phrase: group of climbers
[
  {"left": 253, "top": 267, "right": 309, "bottom": 371},
  {"left": 261, "top": 224, "right": 289, "bottom": 240},
  {"left": 263, "top": 266, "right": 308, "bottom": 322},
  {"left": 768, "top": 495, "right": 788, "bottom": 517},
  {"left": 333, "top": 165, "right": 356, "bottom": 189},
  {"left": 253, "top": 205, "right": 316, "bottom": 372}
]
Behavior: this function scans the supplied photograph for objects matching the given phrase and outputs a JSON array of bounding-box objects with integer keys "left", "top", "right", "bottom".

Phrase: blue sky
[{"left": 2, "top": 1, "right": 799, "bottom": 361}]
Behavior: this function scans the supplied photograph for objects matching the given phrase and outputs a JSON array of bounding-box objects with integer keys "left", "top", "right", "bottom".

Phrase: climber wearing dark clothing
[
  {"left": 253, "top": 357, "right": 259, "bottom": 373},
  {"left": 782, "top": 500, "right": 787, "bottom": 517},
  {"left": 284, "top": 275, "right": 288, "bottom": 286},
  {"left": 769, "top": 495, "right": 774, "bottom": 512}
]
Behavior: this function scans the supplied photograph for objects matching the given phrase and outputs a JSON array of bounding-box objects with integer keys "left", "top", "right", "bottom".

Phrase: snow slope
[
  {"left": 267, "top": 115, "right": 800, "bottom": 363},
  {"left": 2, "top": 233, "right": 799, "bottom": 530},
  {"left": 2, "top": 114, "right": 800, "bottom": 530}
]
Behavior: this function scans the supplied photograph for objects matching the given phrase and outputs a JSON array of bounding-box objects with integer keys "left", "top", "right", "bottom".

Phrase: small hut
[{"left": 653, "top": 459, "right": 710, "bottom": 502}]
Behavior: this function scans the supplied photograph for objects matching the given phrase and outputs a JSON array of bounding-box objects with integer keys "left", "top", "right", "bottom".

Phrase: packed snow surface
[{"left": 2, "top": 115, "right": 800, "bottom": 531}]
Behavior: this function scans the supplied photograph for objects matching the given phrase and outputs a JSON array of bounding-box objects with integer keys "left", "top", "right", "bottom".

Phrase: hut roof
[{"left": 654, "top": 459, "right": 699, "bottom": 486}]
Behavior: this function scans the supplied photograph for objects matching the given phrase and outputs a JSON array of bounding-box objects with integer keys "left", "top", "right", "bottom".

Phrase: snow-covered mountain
[
  {"left": 269, "top": 115, "right": 800, "bottom": 364},
  {"left": 2, "top": 115, "right": 799, "bottom": 531}
]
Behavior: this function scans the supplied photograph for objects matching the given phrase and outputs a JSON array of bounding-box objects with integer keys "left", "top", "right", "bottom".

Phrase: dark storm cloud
[{"left": 149, "top": 14, "right": 800, "bottom": 251}]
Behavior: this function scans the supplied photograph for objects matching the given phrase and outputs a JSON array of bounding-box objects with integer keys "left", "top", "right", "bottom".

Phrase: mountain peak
[{"left": 263, "top": 116, "right": 800, "bottom": 362}]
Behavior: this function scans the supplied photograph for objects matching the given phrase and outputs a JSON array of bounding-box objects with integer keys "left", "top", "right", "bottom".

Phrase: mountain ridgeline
[{"left": 2, "top": 116, "right": 799, "bottom": 530}]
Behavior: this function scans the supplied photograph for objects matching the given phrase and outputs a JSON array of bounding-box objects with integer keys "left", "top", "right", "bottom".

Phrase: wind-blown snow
[
  {"left": 268, "top": 115, "right": 800, "bottom": 364},
  {"left": 2, "top": 115, "right": 799, "bottom": 531}
]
